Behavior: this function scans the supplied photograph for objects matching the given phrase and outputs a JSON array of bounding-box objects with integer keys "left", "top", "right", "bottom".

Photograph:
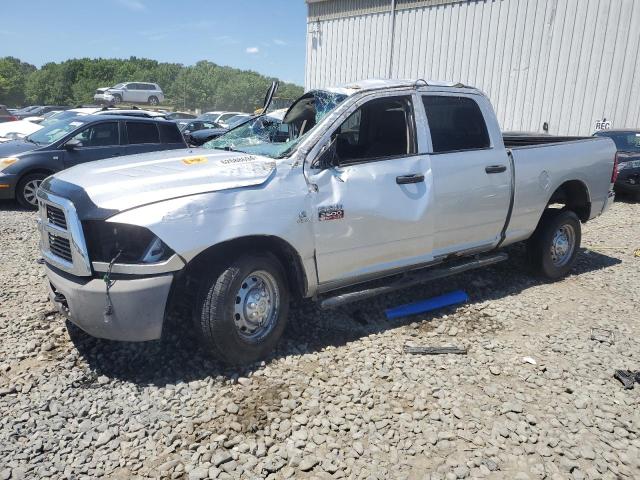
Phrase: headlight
[
  {"left": 83, "top": 221, "right": 174, "bottom": 264},
  {"left": 0, "top": 157, "right": 18, "bottom": 171}
]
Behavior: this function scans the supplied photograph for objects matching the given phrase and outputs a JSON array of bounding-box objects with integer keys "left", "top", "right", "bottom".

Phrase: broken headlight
[{"left": 83, "top": 221, "right": 174, "bottom": 264}]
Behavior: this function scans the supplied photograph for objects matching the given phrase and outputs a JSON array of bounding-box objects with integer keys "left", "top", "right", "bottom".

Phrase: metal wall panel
[{"left": 306, "top": 0, "right": 640, "bottom": 135}]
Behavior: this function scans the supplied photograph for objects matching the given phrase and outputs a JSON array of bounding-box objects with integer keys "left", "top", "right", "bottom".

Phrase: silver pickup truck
[{"left": 36, "top": 79, "right": 616, "bottom": 364}]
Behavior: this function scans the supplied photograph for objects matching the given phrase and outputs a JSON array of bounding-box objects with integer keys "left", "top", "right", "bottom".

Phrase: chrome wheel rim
[
  {"left": 550, "top": 224, "right": 576, "bottom": 267},
  {"left": 233, "top": 271, "right": 279, "bottom": 341},
  {"left": 150, "top": 97, "right": 158, "bottom": 105},
  {"left": 23, "top": 179, "right": 42, "bottom": 206}
]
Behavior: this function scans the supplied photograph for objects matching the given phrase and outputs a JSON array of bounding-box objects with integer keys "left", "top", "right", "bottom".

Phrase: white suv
[{"left": 94, "top": 82, "right": 164, "bottom": 106}]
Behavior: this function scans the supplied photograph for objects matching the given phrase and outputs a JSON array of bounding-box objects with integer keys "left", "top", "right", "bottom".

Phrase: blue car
[{"left": 0, "top": 115, "right": 186, "bottom": 208}]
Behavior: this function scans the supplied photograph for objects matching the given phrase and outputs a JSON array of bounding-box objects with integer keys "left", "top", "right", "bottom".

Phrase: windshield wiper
[{"left": 24, "top": 137, "right": 39, "bottom": 145}]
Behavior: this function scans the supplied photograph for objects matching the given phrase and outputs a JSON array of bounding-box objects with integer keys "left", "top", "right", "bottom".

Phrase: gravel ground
[{"left": 0, "top": 199, "right": 639, "bottom": 480}]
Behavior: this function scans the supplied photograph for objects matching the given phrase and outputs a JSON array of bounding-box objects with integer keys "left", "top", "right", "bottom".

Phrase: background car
[
  {"left": 594, "top": 129, "right": 640, "bottom": 200},
  {"left": 218, "top": 113, "right": 252, "bottom": 129},
  {"left": 94, "top": 82, "right": 164, "bottom": 105},
  {"left": 198, "top": 111, "right": 246, "bottom": 123},
  {"left": 0, "top": 115, "right": 186, "bottom": 208},
  {"left": 14, "top": 106, "right": 70, "bottom": 120},
  {"left": 0, "top": 105, "right": 18, "bottom": 123},
  {"left": 165, "top": 111, "right": 196, "bottom": 120}
]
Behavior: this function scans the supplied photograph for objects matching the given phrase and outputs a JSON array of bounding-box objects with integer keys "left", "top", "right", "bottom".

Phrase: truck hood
[{"left": 42, "top": 148, "right": 277, "bottom": 219}]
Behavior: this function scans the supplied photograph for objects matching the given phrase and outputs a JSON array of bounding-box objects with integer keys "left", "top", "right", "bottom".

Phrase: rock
[
  {"left": 299, "top": 456, "right": 319, "bottom": 472},
  {"left": 95, "top": 430, "right": 115, "bottom": 447},
  {"left": 489, "top": 366, "right": 502, "bottom": 376},
  {"left": 263, "top": 456, "right": 286, "bottom": 473},
  {"left": 212, "top": 451, "right": 232, "bottom": 467}
]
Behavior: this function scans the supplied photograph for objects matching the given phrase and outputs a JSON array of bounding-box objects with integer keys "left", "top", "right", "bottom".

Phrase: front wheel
[
  {"left": 193, "top": 253, "right": 290, "bottom": 365},
  {"left": 16, "top": 173, "right": 48, "bottom": 209},
  {"left": 527, "top": 209, "right": 581, "bottom": 279},
  {"left": 112, "top": 94, "right": 122, "bottom": 104}
]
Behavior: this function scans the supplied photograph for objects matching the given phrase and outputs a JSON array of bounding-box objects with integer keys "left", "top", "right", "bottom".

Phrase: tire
[
  {"left": 112, "top": 94, "right": 122, "bottom": 104},
  {"left": 16, "top": 173, "right": 48, "bottom": 209},
  {"left": 527, "top": 209, "right": 581, "bottom": 279},
  {"left": 193, "top": 253, "right": 290, "bottom": 365},
  {"left": 148, "top": 96, "right": 159, "bottom": 106}
]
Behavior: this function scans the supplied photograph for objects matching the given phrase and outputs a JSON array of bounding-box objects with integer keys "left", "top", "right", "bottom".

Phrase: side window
[
  {"left": 159, "top": 124, "right": 184, "bottom": 144},
  {"left": 126, "top": 122, "right": 160, "bottom": 144},
  {"left": 333, "top": 96, "right": 415, "bottom": 165},
  {"left": 71, "top": 122, "right": 119, "bottom": 147},
  {"left": 422, "top": 96, "right": 490, "bottom": 153}
]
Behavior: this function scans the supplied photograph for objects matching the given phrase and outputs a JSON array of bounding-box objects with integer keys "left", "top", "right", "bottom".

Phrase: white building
[{"left": 305, "top": 0, "right": 640, "bottom": 135}]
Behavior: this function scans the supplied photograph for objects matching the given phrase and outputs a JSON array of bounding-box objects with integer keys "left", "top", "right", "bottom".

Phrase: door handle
[
  {"left": 485, "top": 165, "right": 507, "bottom": 174},
  {"left": 396, "top": 174, "right": 425, "bottom": 185}
]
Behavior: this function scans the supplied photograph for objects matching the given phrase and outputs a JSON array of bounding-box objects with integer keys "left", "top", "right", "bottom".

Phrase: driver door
[
  {"left": 307, "top": 94, "right": 435, "bottom": 289},
  {"left": 62, "top": 121, "right": 122, "bottom": 169}
]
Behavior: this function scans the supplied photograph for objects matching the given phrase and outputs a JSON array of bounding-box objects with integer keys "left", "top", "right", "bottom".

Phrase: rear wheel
[
  {"left": 193, "top": 253, "right": 290, "bottom": 365},
  {"left": 148, "top": 96, "right": 159, "bottom": 106},
  {"left": 527, "top": 209, "right": 581, "bottom": 279},
  {"left": 16, "top": 173, "right": 47, "bottom": 209}
]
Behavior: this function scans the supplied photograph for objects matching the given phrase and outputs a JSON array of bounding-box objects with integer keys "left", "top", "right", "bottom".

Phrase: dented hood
[{"left": 42, "top": 148, "right": 276, "bottom": 216}]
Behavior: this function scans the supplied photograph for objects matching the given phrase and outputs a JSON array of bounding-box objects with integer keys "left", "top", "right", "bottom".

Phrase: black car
[
  {"left": 186, "top": 126, "right": 229, "bottom": 146},
  {"left": 14, "top": 105, "right": 71, "bottom": 120},
  {"left": 0, "top": 115, "right": 186, "bottom": 208},
  {"left": 165, "top": 111, "right": 196, "bottom": 120},
  {"left": 594, "top": 129, "right": 640, "bottom": 199}
]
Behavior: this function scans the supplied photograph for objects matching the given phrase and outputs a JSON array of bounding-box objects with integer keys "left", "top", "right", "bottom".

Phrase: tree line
[{"left": 0, "top": 56, "right": 304, "bottom": 112}]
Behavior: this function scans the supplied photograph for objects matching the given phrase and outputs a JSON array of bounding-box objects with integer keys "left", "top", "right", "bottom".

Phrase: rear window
[
  {"left": 126, "top": 122, "right": 159, "bottom": 144},
  {"left": 422, "top": 96, "right": 490, "bottom": 153},
  {"left": 159, "top": 123, "right": 184, "bottom": 144}
]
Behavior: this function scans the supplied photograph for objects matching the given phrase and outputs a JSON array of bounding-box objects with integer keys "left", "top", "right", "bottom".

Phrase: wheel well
[
  {"left": 18, "top": 169, "right": 54, "bottom": 185},
  {"left": 184, "top": 235, "right": 308, "bottom": 300},
  {"left": 547, "top": 180, "right": 591, "bottom": 222}
]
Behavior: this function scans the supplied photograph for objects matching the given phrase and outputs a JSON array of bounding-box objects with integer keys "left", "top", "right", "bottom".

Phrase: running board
[{"left": 319, "top": 252, "right": 508, "bottom": 310}]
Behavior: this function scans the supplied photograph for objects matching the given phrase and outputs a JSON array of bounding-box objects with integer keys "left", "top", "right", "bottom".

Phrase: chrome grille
[
  {"left": 48, "top": 233, "right": 72, "bottom": 262},
  {"left": 46, "top": 204, "right": 67, "bottom": 229},
  {"left": 37, "top": 191, "right": 92, "bottom": 277}
]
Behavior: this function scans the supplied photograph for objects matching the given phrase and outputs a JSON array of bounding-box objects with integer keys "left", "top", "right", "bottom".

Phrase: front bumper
[
  {"left": 45, "top": 264, "right": 174, "bottom": 341},
  {"left": 93, "top": 94, "right": 115, "bottom": 104},
  {"left": 0, "top": 173, "right": 17, "bottom": 199}
]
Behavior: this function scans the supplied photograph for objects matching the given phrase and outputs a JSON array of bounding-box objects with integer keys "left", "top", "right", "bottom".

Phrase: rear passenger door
[
  {"left": 61, "top": 121, "right": 122, "bottom": 168},
  {"left": 122, "top": 121, "right": 162, "bottom": 155},
  {"left": 421, "top": 94, "right": 511, "bottom": 256}
]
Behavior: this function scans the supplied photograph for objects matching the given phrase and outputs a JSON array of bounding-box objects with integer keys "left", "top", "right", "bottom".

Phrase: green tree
[{"left": 0, "top": 57, "right": 37, "bottom": 106}]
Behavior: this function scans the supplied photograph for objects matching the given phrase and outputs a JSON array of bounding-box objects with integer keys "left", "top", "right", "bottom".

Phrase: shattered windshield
[{"left": 204, "top": 90, "right": 347, "bottom": 159}]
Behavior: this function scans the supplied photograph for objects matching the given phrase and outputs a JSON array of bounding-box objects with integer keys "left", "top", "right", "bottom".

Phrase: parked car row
[{"left": 0, "top": 114, "right": 186, "bottom": 208}]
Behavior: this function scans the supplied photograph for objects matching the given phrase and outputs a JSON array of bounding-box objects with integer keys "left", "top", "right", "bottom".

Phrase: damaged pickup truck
[{"left": 37, "top": 79, "right": 617, "bottom": 364}]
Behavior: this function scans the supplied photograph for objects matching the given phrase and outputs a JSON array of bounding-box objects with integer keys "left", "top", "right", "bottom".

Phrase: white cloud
[
  {"left": 273, "top": 39, "right": 287, "bottom": 46},
  {"left": 117, "top": 0, "right": 146, "bottom": 11},
  {"left": 246, "top": 47, "right": 259, "bottom": 54}
]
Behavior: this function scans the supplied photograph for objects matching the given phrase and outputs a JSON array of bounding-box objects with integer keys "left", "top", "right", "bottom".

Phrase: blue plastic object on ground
[{"left": 384, "top": 290, "right": 469, "bottom": 319}]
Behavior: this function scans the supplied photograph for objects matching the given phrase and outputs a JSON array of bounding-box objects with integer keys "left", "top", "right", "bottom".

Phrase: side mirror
[{"left": 64, "top": 138, "right": 82, "bottom": 150}]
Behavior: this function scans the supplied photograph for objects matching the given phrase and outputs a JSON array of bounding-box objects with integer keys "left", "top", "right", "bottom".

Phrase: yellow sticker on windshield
[{"left": 182, "top": 156, "right": 208, "bottom": 165}]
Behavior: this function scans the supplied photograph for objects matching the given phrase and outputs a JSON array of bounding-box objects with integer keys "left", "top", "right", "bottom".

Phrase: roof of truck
[{"left": 325, "top": 78, "right": 480, "bottom": 96}]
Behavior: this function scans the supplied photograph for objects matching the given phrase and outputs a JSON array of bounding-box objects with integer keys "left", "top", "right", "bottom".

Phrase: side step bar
[{"left": 319, "top": 252, "right": 508, "bottom": 310}]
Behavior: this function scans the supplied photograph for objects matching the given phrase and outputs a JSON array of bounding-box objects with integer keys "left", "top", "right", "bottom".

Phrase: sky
[{"left": 0, "top": 0, "right": 308, "bottom": 85}]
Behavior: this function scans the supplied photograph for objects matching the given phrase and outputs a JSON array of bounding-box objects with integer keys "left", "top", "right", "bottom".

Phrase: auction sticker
[{"left": 182, "top": 156, "right": 208, "bottom": 165}]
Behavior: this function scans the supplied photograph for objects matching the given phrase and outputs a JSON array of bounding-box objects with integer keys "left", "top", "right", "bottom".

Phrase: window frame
[
  {"left": 323, "top": 94, "right": 419, "bottom": 168},
  {"left": 124, "top": 121, "right": 161, "bottom": 145},
  {"left": 69, "top": 121, "right": 120, "bottom": 148},
  {"left": 421, "top": 94, "right": 493, "bottom": 155}
]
